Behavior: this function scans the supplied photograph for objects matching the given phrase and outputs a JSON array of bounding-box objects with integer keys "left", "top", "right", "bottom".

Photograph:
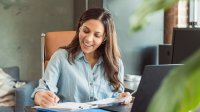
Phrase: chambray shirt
[{"left": 32, "top": 49, "right": 124, "bottom": 103}]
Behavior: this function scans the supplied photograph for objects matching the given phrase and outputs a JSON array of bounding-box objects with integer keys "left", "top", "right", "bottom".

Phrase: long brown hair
[{"left": 63, "top": 8, "right": 121, "bottom": 91}]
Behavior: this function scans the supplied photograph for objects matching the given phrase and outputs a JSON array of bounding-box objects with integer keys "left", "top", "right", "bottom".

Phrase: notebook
[{"left": 131, "top": 64, "right": 182, "bottom": 112}]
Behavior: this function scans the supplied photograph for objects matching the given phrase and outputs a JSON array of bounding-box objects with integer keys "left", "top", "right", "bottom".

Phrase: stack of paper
[{"left": 33, "top": 93, "right": 134, "bottom": 111}]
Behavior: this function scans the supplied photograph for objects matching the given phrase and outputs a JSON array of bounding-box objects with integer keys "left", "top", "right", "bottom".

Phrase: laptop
[{"left": 131, "top": 64, "right": 182, "bottom": 112}]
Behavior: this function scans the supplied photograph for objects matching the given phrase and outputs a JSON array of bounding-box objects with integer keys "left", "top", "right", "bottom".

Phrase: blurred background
[{"left": 0, "top": 0, "right": 200, "bottom": 81}]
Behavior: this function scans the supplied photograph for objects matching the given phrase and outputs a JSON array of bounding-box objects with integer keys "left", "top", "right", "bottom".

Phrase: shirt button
[{"left": 90, "top": 82, "right": 93, "bottom": 86}]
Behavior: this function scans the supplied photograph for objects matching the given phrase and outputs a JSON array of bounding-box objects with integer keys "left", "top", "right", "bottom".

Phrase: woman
[{"left": 32, "top": 8, "right": 132, "bottom": 107}]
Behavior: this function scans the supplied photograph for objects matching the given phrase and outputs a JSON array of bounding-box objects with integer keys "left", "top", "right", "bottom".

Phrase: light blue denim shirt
[{"left": 32, "top": 49, "right": 124, "bottom": 103}]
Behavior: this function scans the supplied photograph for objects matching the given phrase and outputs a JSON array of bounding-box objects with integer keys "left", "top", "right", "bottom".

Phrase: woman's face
[{"left": 79, "top": 19, "right": 105, "bottom": 55}]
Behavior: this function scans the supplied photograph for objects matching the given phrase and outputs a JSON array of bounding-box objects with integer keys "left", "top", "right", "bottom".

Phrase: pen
[
  {"left": 125, "top": 91, "right": 136, "bottom": 99},
  {"left": 130, "top": 90, "right": 136, "bottom": 96},
  {"left": 44, "top": 80, "right": 50, "bottom": 90}
]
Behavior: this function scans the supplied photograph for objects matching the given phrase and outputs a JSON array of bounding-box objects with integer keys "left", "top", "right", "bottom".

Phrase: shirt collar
[
  {"left": 76, "top": 51, "right": 85, "bottom": 60},
  {"left": 75, "top": 51, "right": 103, "bottom": 65}
]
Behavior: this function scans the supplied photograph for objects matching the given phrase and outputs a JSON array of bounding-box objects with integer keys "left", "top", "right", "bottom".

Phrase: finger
[
  {"left": 47, "top": 91, "right": 57, "bottom": 98},
  {"left": 47, "top": 91, "right": 60, "bottom": 103},
  {"left": 40, "top": 102, "right": 49, "bottom": 108},
  {"left": 35, "top": 91, "right": 56, "bottom": 107},
  {"left": 55, "top": 96, "right": 60, "bottom": 103},
  {"left": 124, "top": 96, "right": 132, "bottom": 104},
  {"left": 118, "top": 92, "right": 130, "bottom": 98},
  {"left": 43, "top": 93, "right": 55, "bottom": 103},
  {"left": 41, "top": 100, "right": 51, "bottom": 107},
  {"left": 40, "top": 98, "right": 55, "bottom": 108},
  {"left": 117, "top": 93, "right": 124, "bottom": 98},
  {"left": 123, "top": 92, "right": 130, "bottom": 97},
  {"left": 46, "top": 91, "right": 59, "bottom": 103},
  {"left": 118, "top": 92, "right": 132, "bottom": 105}
]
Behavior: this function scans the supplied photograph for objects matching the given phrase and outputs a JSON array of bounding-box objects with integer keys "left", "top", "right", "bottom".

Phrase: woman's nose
[{"left": 85, "top": 34, "right": 93, "bottom": 42}]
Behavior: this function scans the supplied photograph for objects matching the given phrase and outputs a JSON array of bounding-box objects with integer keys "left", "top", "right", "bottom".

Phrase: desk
[{"left": 24, "top": 103, "right": 133, "bottom": 112}]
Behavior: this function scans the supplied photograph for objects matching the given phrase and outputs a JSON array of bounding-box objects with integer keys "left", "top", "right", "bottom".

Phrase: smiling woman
[
  {"left": 32, "top": 8, "right": 132, "bottom": 108},
  {"left": 79, "top": 19, "right": 105, "bottom": 63}
]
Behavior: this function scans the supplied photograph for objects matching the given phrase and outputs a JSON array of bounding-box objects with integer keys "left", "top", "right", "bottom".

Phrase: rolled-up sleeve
[{"left": 31, "top": 50, "right": 61, "bottom": 98}]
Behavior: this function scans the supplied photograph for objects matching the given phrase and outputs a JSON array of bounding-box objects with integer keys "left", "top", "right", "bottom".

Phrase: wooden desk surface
[{"left": 25, "top": 103, "right": 133, "bottom": 112}]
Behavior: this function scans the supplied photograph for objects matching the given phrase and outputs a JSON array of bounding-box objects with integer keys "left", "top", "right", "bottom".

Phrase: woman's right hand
[{"left": 34, "top": 91, "right": 60, "bottom": 108}]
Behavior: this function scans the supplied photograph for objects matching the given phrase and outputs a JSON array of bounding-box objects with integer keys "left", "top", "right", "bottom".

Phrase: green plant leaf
[
  {"left": 130, "top": 0, "right": 179, "bottom": 32},
  {"left": 148, "top": 49, "right": 200, "bottom": 112}
]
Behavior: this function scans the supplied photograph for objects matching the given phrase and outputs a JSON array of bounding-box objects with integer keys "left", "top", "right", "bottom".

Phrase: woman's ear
[
  {"left": 102, "top": 37, "right": 107, "bottom": 44},
  {"left": 79, "top": 26, "right": 81, "bottom": 32}
]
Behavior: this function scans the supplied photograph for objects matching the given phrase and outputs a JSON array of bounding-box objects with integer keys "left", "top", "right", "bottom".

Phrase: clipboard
[
  {"left": 35, "top": 107, "right": 111, "bottom": 112},
  {"left": 33, "top": 91, "right": 134, "bottom": 112}
]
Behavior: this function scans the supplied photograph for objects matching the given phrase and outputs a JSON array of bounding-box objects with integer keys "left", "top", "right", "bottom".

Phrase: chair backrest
[{"left": 41, "top": 31, "right": 76, "bottom": 75}]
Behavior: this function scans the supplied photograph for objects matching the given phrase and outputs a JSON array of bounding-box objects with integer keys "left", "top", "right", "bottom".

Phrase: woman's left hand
[{"left": 117, "top": 92, "right": 132, "bottom": 104}]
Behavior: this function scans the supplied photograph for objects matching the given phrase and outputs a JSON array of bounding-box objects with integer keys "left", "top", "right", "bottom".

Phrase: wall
[
  {"left": 197, "top": 0, "right": 200, "bottom": 27},
  {"left": 0, "top": 0, "right": 164, "bottom": 80},
  {"left": 104, "top": 0, "right": 164, "bottom": 75},
  {"left": 0, "top": 0, "right": 74, "bottom": 80},
  {"left": 74, "top": 0, "right": 103, "bottom": 29}
]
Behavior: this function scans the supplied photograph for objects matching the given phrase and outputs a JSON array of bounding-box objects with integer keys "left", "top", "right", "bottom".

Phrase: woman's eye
[
  {"left": 95, "top": 35, "right": 101, "bottom": 38},
  {"left": 83, "top": 29, "right": 89, "bottom": 33}
]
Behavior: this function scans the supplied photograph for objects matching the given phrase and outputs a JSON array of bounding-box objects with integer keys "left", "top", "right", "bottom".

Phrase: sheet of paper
[
  {"left": 88, "top": 98, "right": 118, "bottom": 105},
  {"left": 33, "top": 102, "right": 96, "bottom": 110},
  {"left": 88, "top": 91, "right": 135, "bottom": 106},
  {"left": 33, "top": 92, "right": 134, "bottom": 111},
  {"left": 50, "top": 102, "right": 92, "bottom": 110}
]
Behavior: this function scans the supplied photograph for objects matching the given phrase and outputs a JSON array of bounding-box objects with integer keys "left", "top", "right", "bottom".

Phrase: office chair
[
  {"left": 13, "top": 31, "right": 76, "bottom": 112},
  {"left": 41, "top": 31, "right": 76, "bottom": 75}
]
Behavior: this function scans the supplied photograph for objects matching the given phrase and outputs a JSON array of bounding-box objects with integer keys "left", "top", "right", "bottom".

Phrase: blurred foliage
[
  {"left": 130, "top": 0, "right": 179, "bottom": 32},
  {"left": 0, "top": 0, "right": 16, "bottom": 9},
  {"left": 130, "top": 0, "right": 200, "bottom": 111},
  {"left": 148, "top": 49, "right": 200, "bottom": 112}
]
